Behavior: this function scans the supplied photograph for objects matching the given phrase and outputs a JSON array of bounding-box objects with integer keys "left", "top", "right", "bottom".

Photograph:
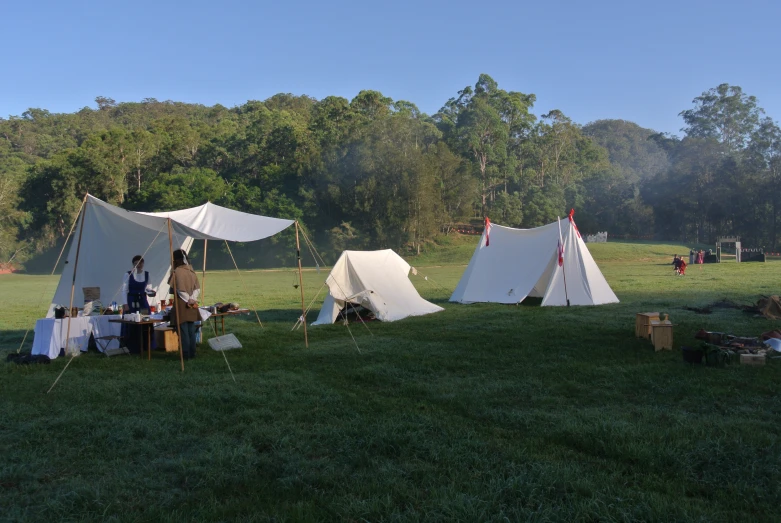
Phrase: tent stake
[
  {"left": 295, "top": 221, "right": 309, "bottom": 348},
  {"left": 168, "top": 218, "right": 185, "bottom": 372},
  {"left": 48, "top": 193, "right": 89, "bottom": 393}
]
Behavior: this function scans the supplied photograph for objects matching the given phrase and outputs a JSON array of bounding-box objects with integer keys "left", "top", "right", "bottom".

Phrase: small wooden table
[
  {"left": 208, "top": 309, "right": 250, "bottom": 336},
  {"left": 108, "top": 318, "right": 163, "bottom": 360}
]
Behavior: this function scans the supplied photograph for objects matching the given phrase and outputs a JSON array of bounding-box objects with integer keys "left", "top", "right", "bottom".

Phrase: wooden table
[
  {"left": 108, "top": 318, "right": 163, "bottom": 360},
  {"left": 208, "top": 309, "right": 250, "bottom": 336}
]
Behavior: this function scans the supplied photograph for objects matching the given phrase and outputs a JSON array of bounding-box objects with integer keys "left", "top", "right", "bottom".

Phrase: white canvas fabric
[
  {"left": 144, "top": 202, "right": 294, "bottom": 242},
  {"left": 312, "top": 250, "right": 444, "bottom": 325},
  {"left": 48, "top": 195, "right": 294, "bottom": 317},
  {"left": 450, "top": 218, "right": 618, "bottom": 306}
]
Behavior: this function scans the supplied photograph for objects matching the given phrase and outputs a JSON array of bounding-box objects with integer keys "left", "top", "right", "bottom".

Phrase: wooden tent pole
[
  {"left": 63, "top": 195, "right": 89, "bottom": 354},
  {"left": 47, "top": 194, "right": 88, "bottom": 394},
  {"left": 562, "top": 218, "right": 570, "bottom": 307},
  {"left": 201, "top": 239, "right": 207, "bottom": 305},
  {"left": 295, "top": 221, "right": 308, "bottom": 348},
  {"left": 168, "top": 219, "right": 185, "bottom": 372}
]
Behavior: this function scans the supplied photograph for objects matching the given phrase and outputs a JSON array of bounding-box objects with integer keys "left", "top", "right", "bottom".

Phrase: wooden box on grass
[
  {"left": 636, "top": 312, "right": 660, "bottom": 338},
  {"left": 154, "top": 327, "right": 179, "bottom": 352},
  {"left": 740, "top": 353, "right": 766, "bottom": 365},
  {"left": 650, "top": 321, "right": 673, "bottom": 351}
]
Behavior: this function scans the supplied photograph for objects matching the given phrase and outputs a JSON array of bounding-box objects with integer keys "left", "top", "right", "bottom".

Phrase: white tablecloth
[{"left": 32, "top": 316, "right": 122, "bottom": 359}]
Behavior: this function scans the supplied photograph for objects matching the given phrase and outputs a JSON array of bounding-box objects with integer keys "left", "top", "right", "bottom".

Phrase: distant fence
[
  {"left": 584, "top": 232, "right": 608, "bottom": 243},
  {"left": 448, "top": 224, "right": 483, "bottom": 235}
]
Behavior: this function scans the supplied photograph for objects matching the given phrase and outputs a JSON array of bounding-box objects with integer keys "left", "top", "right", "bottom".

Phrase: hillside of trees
[{"left": 1, "top": 76, "right": 779, "bottom": 268}]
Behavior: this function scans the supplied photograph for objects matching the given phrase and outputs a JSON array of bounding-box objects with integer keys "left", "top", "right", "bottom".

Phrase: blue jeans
[{"left": 179, "top": 321, "right": 197, "bottom": 359}]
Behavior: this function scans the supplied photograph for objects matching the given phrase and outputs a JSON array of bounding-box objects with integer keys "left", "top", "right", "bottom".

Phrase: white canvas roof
[
  {"left": 450, "top": 218, "right": 618, "bottom": 306},
  {"left": 48, "top": 195, "right": 294, "bottom": 315},
  {"left": 312, "top": 249, "right": 444, "bottom": 325}
]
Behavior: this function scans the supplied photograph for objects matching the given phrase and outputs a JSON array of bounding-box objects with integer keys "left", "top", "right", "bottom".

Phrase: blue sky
[{"left": 2, "top": 0, "right": 779, "bottom": 135}]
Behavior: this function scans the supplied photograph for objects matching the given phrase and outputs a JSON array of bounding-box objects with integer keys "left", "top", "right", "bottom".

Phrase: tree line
[{"left": 1, "top": 75, "right": 779, "bottom": 268}]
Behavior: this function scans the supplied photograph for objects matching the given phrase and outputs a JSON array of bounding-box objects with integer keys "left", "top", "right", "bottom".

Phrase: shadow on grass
[{"left": 0, "top": 329, "right": 33, "bottom": 353}]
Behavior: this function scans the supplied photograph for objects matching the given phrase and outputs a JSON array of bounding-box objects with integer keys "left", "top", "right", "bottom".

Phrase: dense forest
[{"left": 1, "top": 75, "right": 779, "bottom": 268}]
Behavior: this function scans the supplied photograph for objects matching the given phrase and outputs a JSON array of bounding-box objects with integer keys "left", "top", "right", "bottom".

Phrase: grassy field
[{"left": 1, "top": 240, "right": 781, "bottom": 522}]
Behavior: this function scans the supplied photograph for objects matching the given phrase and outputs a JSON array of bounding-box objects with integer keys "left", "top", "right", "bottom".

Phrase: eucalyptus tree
[
  {"left": 437, "top": 74, "right": 535, "bottom": 217},
  {"left": 680, "top": 83, "right": 764, "bottom": 152}
]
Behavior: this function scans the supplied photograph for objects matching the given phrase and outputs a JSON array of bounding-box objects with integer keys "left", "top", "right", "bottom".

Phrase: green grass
[{"left": 2, "top": 240, "right": 781, "bottom": 522}]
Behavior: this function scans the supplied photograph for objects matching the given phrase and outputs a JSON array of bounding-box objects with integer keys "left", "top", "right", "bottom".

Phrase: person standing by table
[
  {"left": 122, "top": 255, "right": 154, "bottom": 354},
  {"left": 168, "top": 249, "right": 201, "bottom": 360},
  {"left": 123, "top": 255, "right": 153, "bottom": 314}
]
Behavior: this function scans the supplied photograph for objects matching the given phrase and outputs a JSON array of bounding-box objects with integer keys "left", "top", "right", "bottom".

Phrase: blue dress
[
  {"left": 125, "top": 270, "right": 151, "bottom": 354},
  {"left": 126, "top": 270, "right": 150, "bottom": 313}
]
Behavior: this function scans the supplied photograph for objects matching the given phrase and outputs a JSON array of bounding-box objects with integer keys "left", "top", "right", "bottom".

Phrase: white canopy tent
[
  {"left": 49, "top": 195, "right": 295, "bottom": 316},
  {"left": 312, "top": 250, "right": 444, "bottom": 325},
  {"left": 39, "top": 194, "right": 302, "bottom": 376},
  {"left": 450, "top": 216, "right": 619, "bottom": 306}
]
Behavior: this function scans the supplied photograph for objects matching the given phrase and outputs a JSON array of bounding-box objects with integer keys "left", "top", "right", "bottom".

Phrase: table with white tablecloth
[{"left": 32, "top": 316, "right": 123, "bottom": 359}]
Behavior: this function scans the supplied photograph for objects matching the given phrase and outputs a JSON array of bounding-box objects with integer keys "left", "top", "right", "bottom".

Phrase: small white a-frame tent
[
  {"left": 312, "top": 249, "right": 444, "bottom": 325},
  {"left": 49, "top": 195, "right": 295, "bottom": 317},
  {"left": 450, "top": 216, "right": 618, "bottom": 306}
]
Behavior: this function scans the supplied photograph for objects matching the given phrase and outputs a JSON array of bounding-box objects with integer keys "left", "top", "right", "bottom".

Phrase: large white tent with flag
[
  {"left": 312, "top": 249, "right": 444, "bottom": 325},
  {"left": 48, "top": 195, "right": 295, "bottom": 317},
  {"left": 449, "top": 213, "right": 619, "bottom": 306}
]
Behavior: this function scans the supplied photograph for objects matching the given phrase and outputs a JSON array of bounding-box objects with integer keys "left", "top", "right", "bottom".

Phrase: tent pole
[
  {"left": 63, "top": 195, "right": 89, "bottom": 354},
  {"left": 563, "top": 225, "right": 570, "bottom": 307},
  {"left": 295, "top": 221, "right": 309, "bottom": 348},
  {"left": 202, "top": 239, "right": 207, "bottom": 305},
  {"left": 47, "top": 193, "right": 89, "bottom": 394},
  {"left": 19, "top": 195, "right": 87, "bottom": 354},
  {"left": 168, "top": 218, "right": 185, "bottom": 372}
]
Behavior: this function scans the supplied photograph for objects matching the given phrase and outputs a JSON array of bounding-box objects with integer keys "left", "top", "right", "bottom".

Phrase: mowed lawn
[{"left": 1, "top": 241, "right": 781, "bottom": 522}]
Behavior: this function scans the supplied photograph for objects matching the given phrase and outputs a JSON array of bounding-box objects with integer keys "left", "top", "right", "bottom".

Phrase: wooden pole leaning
[
  {"left": 295, "top": 221, "right": 308, "bottom": 348},
  {"left": 18, "top": 196, "right": 87, "bottom": 354},
  {"left": 202, "top": 239, "right": 207, "bottom": 305},
  {"left": 47, "top": 194, "right": 89, "bottom": 394},
  {"left": 168, "top": 218, "right": 185, "bottom": 372},
  {"left": 63, "top": 196, "right": 89, "bottom": 355}
]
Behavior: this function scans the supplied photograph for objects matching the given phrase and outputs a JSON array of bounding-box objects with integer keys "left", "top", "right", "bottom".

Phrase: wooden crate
[
  {"left": 636, "top": 312, "right": 660, "bottom": 338},
  {"left": 650, "top": 323, "right": 673, "bottom": 351},
  {"left": 154, "top": 327, "right": 179, "bottom": 352},
  {"left": 740, "top": 353, "right": 766, "bottom": 365}
]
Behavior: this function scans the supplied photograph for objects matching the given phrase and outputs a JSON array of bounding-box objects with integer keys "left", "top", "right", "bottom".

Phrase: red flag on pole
[
  {"left": 484, "top": 217, "right": 491, "bottom": 246},
  {"left": 568, "top": 208, "right": 581, "bottom": 238},
  {"left": 557, "top": 217, "right": 565, "bottom": 267}
]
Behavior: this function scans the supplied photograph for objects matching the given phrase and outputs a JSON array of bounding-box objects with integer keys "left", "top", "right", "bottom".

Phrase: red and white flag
[
  {"left": 568, "top": 208, "right": 581, "bottom": 238},
  {"left": 484, "top": 217, "right": 492, "bottom": 247},
  {"left": 557, "top": 217, "right": 565, "bottom": 267}
]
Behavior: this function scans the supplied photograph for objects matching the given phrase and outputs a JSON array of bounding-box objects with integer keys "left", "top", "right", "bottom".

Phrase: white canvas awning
[
  {"left": 48, "top": 195, "right": 294, "bottom": 316},
  {"left": 143, "top": 202, "right": 294, "bottom": 242}
]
